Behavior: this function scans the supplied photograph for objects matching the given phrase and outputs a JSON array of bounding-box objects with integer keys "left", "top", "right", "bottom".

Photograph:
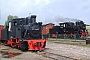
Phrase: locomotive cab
[
  {"left": 60, "top": 22, "right": 74, "bottom": 28},
  {"left": 59, "top": 22, "right": 74, "bottom": 33}
]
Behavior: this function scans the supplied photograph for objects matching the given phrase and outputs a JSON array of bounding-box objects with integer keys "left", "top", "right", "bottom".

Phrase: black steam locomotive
[
  {"left": 50, "top": 21, "right": 88, "bottom": 39},
  {"left": 0, "top": 15, "right": 46, "bottom": 51}
]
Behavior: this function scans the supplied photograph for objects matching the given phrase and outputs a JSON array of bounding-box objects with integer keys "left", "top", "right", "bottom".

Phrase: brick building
[
  {"left": 42, "top": 23, "right": 54, "bottom": 34},
  {"left": 0, "top": 25, "right": 4, "bottom": 40}
]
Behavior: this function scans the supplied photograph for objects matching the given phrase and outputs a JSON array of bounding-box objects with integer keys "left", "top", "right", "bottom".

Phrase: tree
[{"left": 4, "top": 15, "right": 18, "bottom": 28}]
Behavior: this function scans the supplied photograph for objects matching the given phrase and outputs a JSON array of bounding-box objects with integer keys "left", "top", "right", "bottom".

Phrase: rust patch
[{"left": 0, "top": 49, "right": 22, "bottom": 58}]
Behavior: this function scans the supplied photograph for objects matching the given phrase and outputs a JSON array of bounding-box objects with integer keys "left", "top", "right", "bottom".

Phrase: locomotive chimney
[
  {"left": 30, "top": 15, "right": 36, "bottom": 23},
  {"left": 26, "top": 15, "right": 36, "bottom": 24}
]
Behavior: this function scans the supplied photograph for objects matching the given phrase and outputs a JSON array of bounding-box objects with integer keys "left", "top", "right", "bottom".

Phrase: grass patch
[
  {"left": 48, "top": 38, "right": 90, "bottom": 47},
  {"left": 86, "top": 26, "right": 90, "bottom": 34}
]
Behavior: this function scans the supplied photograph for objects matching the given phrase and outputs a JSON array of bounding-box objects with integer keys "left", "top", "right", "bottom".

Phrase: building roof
[
  {"left": 0, "top": 25, "right": 4, "bottom": 26},
  {"left": 42, "top": 23, "right": 54, "bottom": 26}
]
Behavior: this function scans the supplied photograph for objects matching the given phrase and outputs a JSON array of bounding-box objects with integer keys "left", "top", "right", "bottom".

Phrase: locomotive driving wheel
[{"left": 20, "top": 41, "right": 28, "bottom": 51}]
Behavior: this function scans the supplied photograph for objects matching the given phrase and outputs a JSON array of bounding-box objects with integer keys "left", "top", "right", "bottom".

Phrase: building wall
[
  {"left": 0, "top": 25, "right": 4, "bottom": 39},
  {"left": 42, "top": 24, "right": 54, "bottom": 34}
]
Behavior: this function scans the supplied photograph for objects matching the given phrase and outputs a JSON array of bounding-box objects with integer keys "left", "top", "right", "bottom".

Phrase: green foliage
[
  {"left": 48, "top": 38, "right": 90, "bottom": 47},
  {"left": 4, "top": 15, "right": 18, "bottom": 28},
  {"left": 86, "top": 24, "right": 90, "bottom": 26}
]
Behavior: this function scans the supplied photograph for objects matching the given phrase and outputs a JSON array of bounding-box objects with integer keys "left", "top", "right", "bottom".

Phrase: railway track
[
  {"left": 35, "top": 51, "right": 82, "bottom": 60},
  {"left": 0, "top": 45, "right": 82, "bottom": 60},
  {"left": 0, "top": 49, "right": 81, "bottom": 60},
  {"left": 0, "top": 50, "right": 21, "bottom": 58},
  {"left": 0, "top": 45, "right": 22, "bottom": 58}
]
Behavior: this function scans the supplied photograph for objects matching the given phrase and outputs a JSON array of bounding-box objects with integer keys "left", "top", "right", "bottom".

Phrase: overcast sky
[{"left": 0, "top": 0, "right": 90, "bottom": 25}]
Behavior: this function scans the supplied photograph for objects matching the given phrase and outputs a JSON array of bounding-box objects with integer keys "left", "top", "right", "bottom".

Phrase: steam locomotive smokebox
[{"left": 86, "top": 40, "right": 90, "bottom": 44}]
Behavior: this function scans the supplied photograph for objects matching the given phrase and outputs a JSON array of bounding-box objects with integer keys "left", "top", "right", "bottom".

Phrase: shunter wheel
[{"left": 20, "top": 41, "right": 28, "bottom": 51}]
